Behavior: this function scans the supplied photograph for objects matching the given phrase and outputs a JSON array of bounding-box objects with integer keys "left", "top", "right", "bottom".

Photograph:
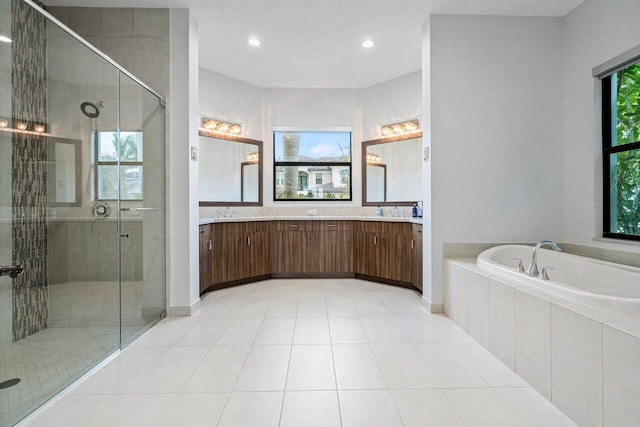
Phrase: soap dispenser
[
  {"left": 375, "top": 205, "right": 383, "bottom": 217},
  {"left": 412, "top": 203, "right": 418, "bottom": 218}
]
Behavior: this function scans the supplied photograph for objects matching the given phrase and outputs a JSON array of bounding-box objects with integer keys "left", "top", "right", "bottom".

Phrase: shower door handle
[
  {"left": 0, "top": 264, "right": 24, "bottom": 278},
  {"left": 120, "top": 207, "right": 159, "bottom": 212}
]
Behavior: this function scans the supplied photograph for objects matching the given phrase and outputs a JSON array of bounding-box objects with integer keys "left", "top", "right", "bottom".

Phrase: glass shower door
[{"left": 118, "top": 72, "right": 166, "bottom": 345}]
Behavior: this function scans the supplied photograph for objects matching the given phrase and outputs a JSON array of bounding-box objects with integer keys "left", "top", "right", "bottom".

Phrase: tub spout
[{"left": 526, "top": 241, "right": 562, "bottom": 277}]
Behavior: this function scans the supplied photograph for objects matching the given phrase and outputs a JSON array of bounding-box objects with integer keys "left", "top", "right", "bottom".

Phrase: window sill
[{"left": 592, "top": 236, "right": 640, "bottom": 247}]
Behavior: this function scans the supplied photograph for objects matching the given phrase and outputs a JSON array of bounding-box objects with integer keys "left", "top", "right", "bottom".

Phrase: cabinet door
[
  {"left": 381, "top": 233, "right": 412, "bottom": 283},
  {"left": 273, "top": 231, "right": 308, "bottom": 273},
  {"left": 315, "top": 230, "right": 353, "bottom": 273},
  {"left": 354, "top": 230, "right": 378, "bottom": 276},
  {"left": 199, "top": 225, "right": 212, "bottom": 293},
  {"left": 246, "top": 231, "right": 271, "bottom": 277},
  {"left": 211, "top": 225, "right": 241, "bottom": 284},
  {"left": 412, "top": 225, "right": 423, "bottom": 291}
]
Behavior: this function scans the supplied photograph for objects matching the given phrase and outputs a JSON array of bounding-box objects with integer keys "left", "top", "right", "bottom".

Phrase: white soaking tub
[{"left": 477, "top": 244, "right": 640, "bottom": 316}]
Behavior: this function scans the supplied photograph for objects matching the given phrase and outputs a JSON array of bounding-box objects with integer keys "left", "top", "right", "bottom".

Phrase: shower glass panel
[
  {"left": 119, "top": 73, "right": 166, "bottom": 346},
  {"left": 0, "top": 1, "right": 166, "bottom": 424}
]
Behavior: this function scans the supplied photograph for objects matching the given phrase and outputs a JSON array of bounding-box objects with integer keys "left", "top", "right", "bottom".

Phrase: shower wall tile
[
  {"left": 68, "top": 7, "right": 101, "bottom": 36},
  {"left": 12, "top": 0, "right": 49, "bottom": 341},
  {"left": 134, "top": 8, "right": 162, "bottom": 37},
  {"left": 68, "top": 221, "right": 102, "bottom": 282},
  {"left": 83, "top": 36, "right": 102, "bottom": 51},
  {"left": 101, "top": 36, "right": 134, "bottom": 71},
  {"left": 133, "top": 37, "right": 163, "bottom": 90},
  {"left": 100, "top": 8, "right": 133, "bottom": 37},
  {"left": 47, "top": 221, "right": 70, "bottom": 284},
  {"left": 46, "top": 6, "right": 68, "bottom": 25}
]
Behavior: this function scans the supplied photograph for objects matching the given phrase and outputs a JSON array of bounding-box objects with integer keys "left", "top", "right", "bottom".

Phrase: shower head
[{"left": 80, "top": 101, "right": 103, "bottom": 118}]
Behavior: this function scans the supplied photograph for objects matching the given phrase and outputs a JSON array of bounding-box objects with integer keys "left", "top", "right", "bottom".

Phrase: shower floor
[
  {"left": 0, "top": 280, "right": 161, "bottom": 426},
  {"left": 0, "top": 325, "right": 122, "bottom": 425}
]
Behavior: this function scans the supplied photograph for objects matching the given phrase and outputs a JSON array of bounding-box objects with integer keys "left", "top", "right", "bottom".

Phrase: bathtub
[{"left": 477, "top": 244, "right": 640, "bottom": 316}]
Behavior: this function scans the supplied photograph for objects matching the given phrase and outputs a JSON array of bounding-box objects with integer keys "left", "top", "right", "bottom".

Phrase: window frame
[
  {"left": 272, "top": 129, "right": 353, "bottom": 202},
  {"left": 602, "top": 68, "right": 640, "bottom": 241},
  {"left": 95, "top": 130, "right": 144, "bottom": 201}
]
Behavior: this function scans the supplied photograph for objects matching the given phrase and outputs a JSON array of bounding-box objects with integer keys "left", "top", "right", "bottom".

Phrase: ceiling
[{"left": 45, "top": 0, "right": 584, "bottom": 88}]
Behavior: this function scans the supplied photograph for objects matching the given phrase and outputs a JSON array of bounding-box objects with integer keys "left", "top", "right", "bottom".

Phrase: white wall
[
  {"left": 199, "top": 69, "right": 263, "bottom": 140},
  {"left": 263, "top": 88, "right": 363, "bottom": 205},
  {"left": 562, "top": 0, "right": 640, "bottom": 254},
  {"left": 198, "top": 71, "right": 423, "bottom": 209},
  {"left": 169, "top": 9, "right": 200, "bottom": 315},
  {"left": 361, "top": 71, "right": 422, "bottom": 141},
  {"left": 424, "top": 15, "right": 564, "bottom": 306}
]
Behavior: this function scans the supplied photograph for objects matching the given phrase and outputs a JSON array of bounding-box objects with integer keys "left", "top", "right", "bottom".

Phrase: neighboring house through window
[{"left": 273, "top": 129, "right": 352, "bottom": 200}]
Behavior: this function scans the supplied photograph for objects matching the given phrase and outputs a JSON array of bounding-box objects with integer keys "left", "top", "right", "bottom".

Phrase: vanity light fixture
[
  {"left": 362, "top": 40, "right": 374, "bottom": 48},
  {"left": 0, "top": 35, "right": 11, "bottom": 43},
  {"left": 248, "top": 38, "right": 261, "bottom": 46},
  {"left": 366, "top": 152, "right": 381, "bottom": 164},
  {"left": 0, "top": 118, "right": 52, "bottom": 136},
  {"left": 200, "top": 117, "right": 243, "bottom": 136},
  {"left": 246, "top": 152, "right": 259, "bottom": 163},
  {"left": 381, "top": 119, "right": 420, "bottom": 136}
]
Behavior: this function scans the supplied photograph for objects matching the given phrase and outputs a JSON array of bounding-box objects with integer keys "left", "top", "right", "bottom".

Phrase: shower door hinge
[{"left": 159, "top": 98, "right": 166, "bottom": 107}]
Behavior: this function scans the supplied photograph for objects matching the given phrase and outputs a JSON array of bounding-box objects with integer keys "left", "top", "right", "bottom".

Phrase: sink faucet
[{"left": 526, "top": 240, "right": 562, "bottom": 277}]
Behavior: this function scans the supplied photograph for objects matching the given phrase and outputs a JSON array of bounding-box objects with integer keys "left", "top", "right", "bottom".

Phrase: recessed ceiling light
[
  {"left": 362, "top": 40, "right": 374, "bottom": 48},
  {"left": 248, "top": 38, "right": 261, "bottom": 46},
  {"left": 0, "top": 35, "right": 11, "bottom": 43}
]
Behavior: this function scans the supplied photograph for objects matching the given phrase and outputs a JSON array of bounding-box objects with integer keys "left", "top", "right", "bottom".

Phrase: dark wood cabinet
[
  {"left": 354, "top": 221, "right": 413, "bottom": 285},
  {"left": 272, "top": 220, "right": 353, "bottom": 275},
  {"left": 200, "top": 219, "right": 420, "bottom": 292},
  {"left": 272, "top": 221, "right": 311, "bottom": 273},
  {"left": 412, "top": 223, "right": 423, "bottom": 292},
  {"left": 207, "top": 222, "right": 271, "bottom": 291},
  {"left": 309, "top": 221, "right": 353, "bottom": 274},
  {"left": 199, "top": 224, "right": 212, "bottom": 293}
]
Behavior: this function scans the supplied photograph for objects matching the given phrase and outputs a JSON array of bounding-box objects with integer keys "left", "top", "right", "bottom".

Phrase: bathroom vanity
[{"left": 199, "top": 218, "right": 423, "bottom": 294}]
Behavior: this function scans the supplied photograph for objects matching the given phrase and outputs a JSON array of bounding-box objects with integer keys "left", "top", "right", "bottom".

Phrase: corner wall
[
  {"left": 424, "top": 15, "right": 564, "bottom": 306},
  {"left": 562, "top": 0, "right": 640, "bottom": 254}
]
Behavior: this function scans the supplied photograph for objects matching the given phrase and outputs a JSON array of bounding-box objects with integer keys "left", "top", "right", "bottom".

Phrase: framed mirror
[
  {"left": 47, "top": 137, "right": 82, "bottom": 206},
  {"left": 198, "top": 129, "right": 263, "bottom": 206},
  {"left": 362, "top": 131, "right": 423, "bottom": 206}
]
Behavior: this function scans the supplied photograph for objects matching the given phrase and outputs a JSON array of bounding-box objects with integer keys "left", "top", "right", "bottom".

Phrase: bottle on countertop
[
  {"left": 375, "top": 205, "right": 383, "bottom": 217},
  {"left": 412, "top": 203, "right": 418, "bottom": 218},
  {"left": 417, "top": 201, "right": 423, "bottom": 218}
]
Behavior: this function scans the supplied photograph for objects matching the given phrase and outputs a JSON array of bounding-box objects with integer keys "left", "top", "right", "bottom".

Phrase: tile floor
[{"left": 22, "top": 279, "right": 577, "bottom": 426}]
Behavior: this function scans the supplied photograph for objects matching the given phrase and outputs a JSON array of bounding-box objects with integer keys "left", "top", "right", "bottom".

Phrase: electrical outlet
[
  {"left": 423, "top": 146, "right": 430, "bottom": 161},
  {"left": 191, "top": 146, "right": 198, "bottom": 161}
]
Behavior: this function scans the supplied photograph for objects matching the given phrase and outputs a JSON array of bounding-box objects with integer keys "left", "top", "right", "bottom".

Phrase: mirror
[
  {"left": 47, "top": 137, "right": 81, "bottom": 206},
  {"left": 198, "top": 130, "right": 263, "bottom": 206},
  {"left": 362, "top": 132, "right": 423, "bottom": 206}
]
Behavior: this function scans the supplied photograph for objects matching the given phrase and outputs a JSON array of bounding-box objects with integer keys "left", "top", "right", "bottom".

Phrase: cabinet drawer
[
  {"left": 274, "top": 220, "right": 313, "bottom": 231},
  {"left": 354, "top": 221, "right": 412, "bottom": 234},
  {"left": 312, "top": 220, "right": 353, "bottom": 231}
]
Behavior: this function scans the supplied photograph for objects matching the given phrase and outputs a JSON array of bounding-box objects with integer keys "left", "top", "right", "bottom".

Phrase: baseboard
[
  {"left": 170, "top": 298, "right": 201, "bottom": 316},
  {"left": 420, "top": 295, "right": 444, "bottom": 313}
]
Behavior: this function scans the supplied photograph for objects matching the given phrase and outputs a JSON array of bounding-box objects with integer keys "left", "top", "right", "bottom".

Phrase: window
[
  {"left": 96, "top": 131, "right": 144, "bottom": 200},
  {"left": 273, "top": 130, "right": 352, "bottom": 200},
  {"left": 602, "top": 61, "right": 640, "bottom": 240}
]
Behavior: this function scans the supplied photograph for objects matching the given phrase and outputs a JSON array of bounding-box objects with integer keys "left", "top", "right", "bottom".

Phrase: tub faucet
[{"left": 526, "top": 240, "right": 562, "bottom": 277}]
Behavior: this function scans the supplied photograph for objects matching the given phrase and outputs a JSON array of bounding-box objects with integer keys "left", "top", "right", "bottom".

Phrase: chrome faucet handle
[
  {"left": 540, "top": 266, "right": 554, "bottom": 280},
  {"left": 512, "top": 258, "right": 525, "bottom": 273}
]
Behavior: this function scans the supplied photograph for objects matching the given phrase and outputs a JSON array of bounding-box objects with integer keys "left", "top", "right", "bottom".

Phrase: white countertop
[{"left": 199, "top": 216, "right": 423, "bottom": 225}]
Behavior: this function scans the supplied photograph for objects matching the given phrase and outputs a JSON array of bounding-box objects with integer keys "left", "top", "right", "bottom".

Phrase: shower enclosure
[{"left": 0, "top": 0, "right": 166, "bottom": 424}]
